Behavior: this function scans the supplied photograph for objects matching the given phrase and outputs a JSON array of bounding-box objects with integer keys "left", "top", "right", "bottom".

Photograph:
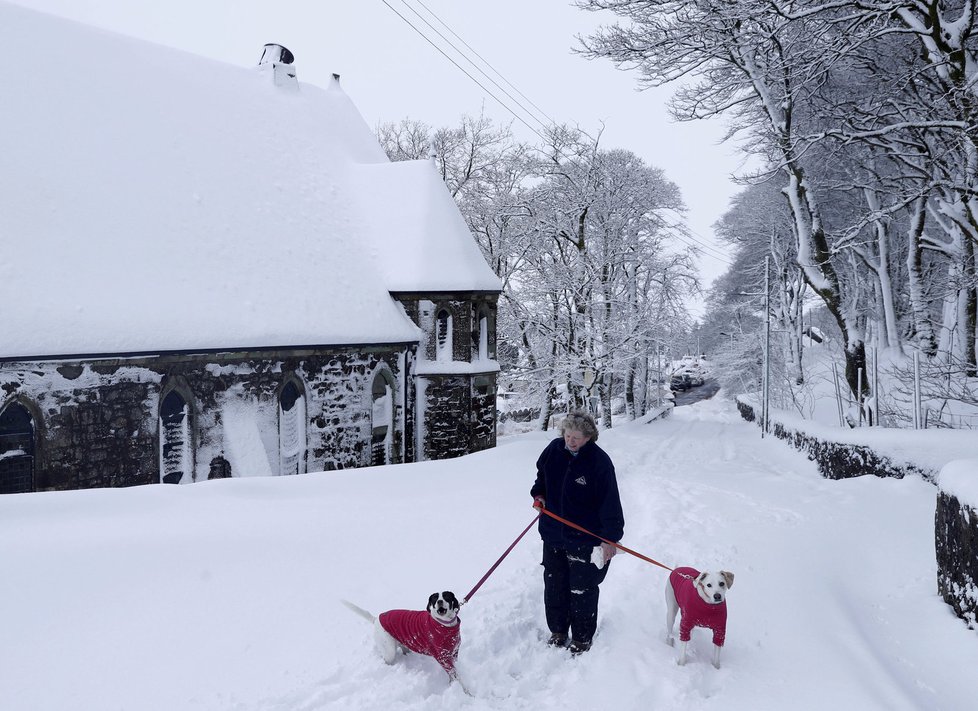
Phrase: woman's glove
[{"left": 591, "top": 542, "right": 618, "bottom": 568}]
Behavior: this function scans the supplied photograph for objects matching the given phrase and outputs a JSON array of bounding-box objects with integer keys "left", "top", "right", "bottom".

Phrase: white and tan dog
[
  {"left": 343, "top": 592, "right": 469, "bottom": 693},
  {"left": 665, "top": 566, "right": 734, "bottom": 669}
]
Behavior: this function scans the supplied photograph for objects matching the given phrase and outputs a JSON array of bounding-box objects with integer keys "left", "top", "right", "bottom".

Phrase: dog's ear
[
  {"left": 443, "top": 591, "right": 460, "bottom": 610},
  {"left": 695, "top": 572, "right": 708, "bottom": 586},
  {"left": 720, "top": 571, "right": 735, "bottom": 589},
  {"left": 427, "top": 592, "right": 439, "bottom": 609}
]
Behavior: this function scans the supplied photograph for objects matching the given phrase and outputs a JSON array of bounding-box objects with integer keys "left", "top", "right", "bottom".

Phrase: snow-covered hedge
[
  {"left": 936, "top": 460, "right": 978, "bottom": 631},
  {"left": 735, "top": 398, "right": 936, "bottom": 482}
]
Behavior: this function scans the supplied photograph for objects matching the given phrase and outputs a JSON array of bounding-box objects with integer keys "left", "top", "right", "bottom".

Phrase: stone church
[{"left": 0, "top": 5, "right": 501, "bottom": 493}]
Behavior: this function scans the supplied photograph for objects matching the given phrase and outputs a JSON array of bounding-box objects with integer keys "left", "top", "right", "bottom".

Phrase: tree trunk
[
  {"left": 906, "top": 196, "right": 938, "bottom": 356},
  {"left": 625, "top": 362, "right": 636, "bottom": 420},
  {"left": 963, "top": 233, "right": 978, "bottom": 376},
  {"left": 538, "top": 382, "right": 556, "bottom": 432},
  {"left": 601, "top": 373, "right": 613, "bottom": 429},
  {"left": 864, "top": 188, "right": 901, "bottom": 351},
  {"left": 785, "top": 165, "right": 867, "bottom": 400}
]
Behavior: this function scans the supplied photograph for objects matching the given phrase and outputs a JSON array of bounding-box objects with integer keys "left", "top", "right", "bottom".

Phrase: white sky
[{"left": 9, "top": 0, "right": 742, "bottom": 314}]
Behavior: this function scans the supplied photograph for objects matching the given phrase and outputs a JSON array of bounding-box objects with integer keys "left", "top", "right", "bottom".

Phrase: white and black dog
[
  {"left": 343, "top": 591, "right": 469, "bottom": 693},
  {"left": 664, "top": 566, "right": 734, "bottom": 669}
]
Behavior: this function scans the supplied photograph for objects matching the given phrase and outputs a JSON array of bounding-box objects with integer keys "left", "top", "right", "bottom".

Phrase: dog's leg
[
  {"left": 712, "top": 644, "right": 721, "bottom": 670},
  {"left": 664, "top": 583, "right": 678, "bottom": 647},
  {"left": 449, "top": 670, "right": 473, "bottom": 697},
  {"left": 373, "top": 619, "right": 399, "bottom": 665},
  {"left": 677, "top": 640, "right": 688, "bottom": 666}
]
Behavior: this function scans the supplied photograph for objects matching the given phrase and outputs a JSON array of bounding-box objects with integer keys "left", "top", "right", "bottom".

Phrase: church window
[{"left": 279, "top": 379, "right": 306, "bottom": 476}]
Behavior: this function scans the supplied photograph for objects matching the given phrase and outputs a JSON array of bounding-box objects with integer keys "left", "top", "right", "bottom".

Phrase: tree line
[
  {"left": 377, "top": 115, "right": 697, "bottom": 426},
  {"left": 579, "top": 0, "right": 978, "bottom": 417}
]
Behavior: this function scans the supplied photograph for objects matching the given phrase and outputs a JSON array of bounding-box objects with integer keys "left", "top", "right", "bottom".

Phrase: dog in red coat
[
  {"left": 343, "top": 592, "right": 469, "bottom": 694},
  {"left": 665, "top": 567, "right": 734, "bottom": 669}
]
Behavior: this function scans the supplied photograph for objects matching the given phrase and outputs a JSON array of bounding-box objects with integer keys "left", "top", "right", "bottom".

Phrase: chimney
[
  {"left": 428, "top": 138, "right": 438, "bottom": 167},
  {"left": 258, "top": 43, "right": 298, "bottom": 91}
]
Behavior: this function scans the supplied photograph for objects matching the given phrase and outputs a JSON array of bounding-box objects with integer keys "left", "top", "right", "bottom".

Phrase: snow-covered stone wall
[
  {"left": 936, "top": 459, "right": 978, "bottom": 631},
  {"left": 0, "top": 344, "right": 413, "bottom": 490},
  {"left": 736, "top": 398, "right": 936, "bottom": 481},
  {"left": 1, "top": 363, "right": 163, "bottom": 489},
  {"left": 421, "top": 373, "right": 497, "bottom": 461}
]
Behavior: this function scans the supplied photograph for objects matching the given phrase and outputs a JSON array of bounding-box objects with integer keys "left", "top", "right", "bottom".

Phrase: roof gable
[{"left": 352, "top": 160, "right": 504, "bottom": 293}]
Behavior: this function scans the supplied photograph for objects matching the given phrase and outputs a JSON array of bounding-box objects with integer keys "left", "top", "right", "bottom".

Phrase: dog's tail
[{"left": 341, "top": 599, "right": 376, "bottom": 623}]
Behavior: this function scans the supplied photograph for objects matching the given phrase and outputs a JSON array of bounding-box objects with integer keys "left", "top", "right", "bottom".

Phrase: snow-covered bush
[{"left": 936, "top": 460, "right": 978, "bottom": 631}]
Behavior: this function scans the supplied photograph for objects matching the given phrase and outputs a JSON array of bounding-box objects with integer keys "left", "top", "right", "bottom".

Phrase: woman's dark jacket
[{"left": 530, "top": 437, "right": 624, "bottom": 547}]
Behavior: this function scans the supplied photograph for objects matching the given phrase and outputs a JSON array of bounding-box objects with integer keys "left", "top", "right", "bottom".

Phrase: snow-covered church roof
[{"left": 0, "top": 2, "right": 500, "bottom": 360}]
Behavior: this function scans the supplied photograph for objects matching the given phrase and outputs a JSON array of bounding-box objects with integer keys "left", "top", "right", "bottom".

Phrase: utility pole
[
  {"left": 741, "top": 258, "right": 772, "bottom": 438},
  {"left": 762, "top": 256, "right": 770, "bottom": 438},
  {"left": 656, "top": 343, "right": 662, "bottom": 407}
]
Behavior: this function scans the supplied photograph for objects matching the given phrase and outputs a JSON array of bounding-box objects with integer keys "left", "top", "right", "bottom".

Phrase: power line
[
  {"left": 379, "top": 0, "right": 549, "bottom": 143},
  {"left": 410, "top": 0, "right": 560, "bottom": 129},
  {"left": 394, "top": 0, "right": 553, "bottom": 134},
  {"left": 380, "top": 0, "right": 735, "bottom": 267},
  {"left": 658, "top": 208, "right": 735, "bottom": 263}
]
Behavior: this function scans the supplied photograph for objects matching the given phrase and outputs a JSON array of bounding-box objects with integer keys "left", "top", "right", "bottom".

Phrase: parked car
[{"left": 670, "top": 373, "right": 692, "bottom": 391}]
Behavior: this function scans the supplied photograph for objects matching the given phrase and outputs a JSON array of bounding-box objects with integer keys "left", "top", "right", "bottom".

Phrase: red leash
[
  {"left": 536, "top": 504, "right": 674, "bottom": 572},
  {"left": 462, "top": 505, "right": 674, "bottom": 605},
  {"left": 462, "top": 513, "right": 540, "bottom": 604}
]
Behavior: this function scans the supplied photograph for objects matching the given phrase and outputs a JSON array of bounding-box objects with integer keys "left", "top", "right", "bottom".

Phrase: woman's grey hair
[{"left": 560, "top": 411, "right": 599, "bottom": 442}]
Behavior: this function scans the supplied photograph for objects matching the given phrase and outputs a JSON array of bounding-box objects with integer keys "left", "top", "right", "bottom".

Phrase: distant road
[{"left": 672, "top": 378, "right": 720, "bottom": 407}]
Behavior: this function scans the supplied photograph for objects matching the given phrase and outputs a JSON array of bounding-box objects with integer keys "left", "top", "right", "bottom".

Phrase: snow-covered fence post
[
  {"left": 832, "top": 362, "right": 845, "bottom": 427},
  {"left": 872, "top": 347, "right": 879, "bottom": 427},
  {"left": 936, "top": 460, "right": 978, "bottom": 632}
]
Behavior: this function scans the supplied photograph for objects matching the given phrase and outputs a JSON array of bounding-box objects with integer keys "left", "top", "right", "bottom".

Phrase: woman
[{"left": 530, "top": 411, "right": 625, "bottom": 655}]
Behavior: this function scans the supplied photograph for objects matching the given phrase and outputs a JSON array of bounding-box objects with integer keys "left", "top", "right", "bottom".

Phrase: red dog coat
[
  {"left": 669, "top": 566, "right": 727, "bottom": 647},
  {"left": 378, "top": 609, "right": 461, "bottom": 674}
]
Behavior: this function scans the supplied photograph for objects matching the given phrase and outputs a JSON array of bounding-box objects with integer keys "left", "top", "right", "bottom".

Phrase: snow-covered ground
[{"left": 2, "top": 396, "right": 975, "bottom": 711}]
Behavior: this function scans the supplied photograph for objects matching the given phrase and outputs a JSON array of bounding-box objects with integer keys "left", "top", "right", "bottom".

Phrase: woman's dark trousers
[{"left": 542, "top": 543, "right": 610, "bottom": 644}]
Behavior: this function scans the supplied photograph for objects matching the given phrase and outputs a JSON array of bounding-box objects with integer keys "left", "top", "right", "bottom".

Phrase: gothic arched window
[
  {"left": 370, "top": 370, "right": 393, "bottom": 466},
  {"left": 436, "top": 308, "right": 452, "bottom": 361},
  {"left": 160, "top": 390, "right": 192, "bottom": 484},
  {"left": 473, "top": 304, "right": 489, "bottom": 361},
  {"left": 279, "top": 379, "right": 306, "bottom": 476}
]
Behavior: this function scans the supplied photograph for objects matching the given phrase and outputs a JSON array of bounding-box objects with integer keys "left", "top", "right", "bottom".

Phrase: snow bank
[
  {"left": 739, "top": 395, "right": 975, "bottom": 477},
  {"left": 3, "top": 397, "right": 978, "bottom": 710},
  {"left": 938, "top": 459, "right": 978, "bottom": 508}
]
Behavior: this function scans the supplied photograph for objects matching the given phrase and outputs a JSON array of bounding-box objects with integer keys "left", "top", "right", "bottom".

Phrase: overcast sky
[{"left": 10, "top": 0, "right": 743, "bottom": 315}]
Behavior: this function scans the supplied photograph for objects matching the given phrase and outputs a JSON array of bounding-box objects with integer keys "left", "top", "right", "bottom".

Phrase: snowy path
[{"left": 1, "top": 397, "right": 975, "bottom": 711}]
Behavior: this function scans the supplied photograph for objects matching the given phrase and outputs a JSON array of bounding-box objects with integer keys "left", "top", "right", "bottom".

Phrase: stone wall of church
[
  {"left": 0, "top": 344, "right": 413, "bottom": 492},
  {"left": 420, "top": 372, "right": 497, "bottom": 461}
]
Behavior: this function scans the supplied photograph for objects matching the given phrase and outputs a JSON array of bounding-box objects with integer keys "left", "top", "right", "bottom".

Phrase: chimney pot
[
  {"left": 259, "top": 43, "right": 294, "bottom": 65},
  {"left": 257, "top": 43, "right": 298, "bottom": 90}
]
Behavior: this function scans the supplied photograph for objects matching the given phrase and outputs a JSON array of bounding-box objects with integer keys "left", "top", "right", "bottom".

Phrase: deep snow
[{"left": 1, "top": 396, "right": 975, "bottom": 710}]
